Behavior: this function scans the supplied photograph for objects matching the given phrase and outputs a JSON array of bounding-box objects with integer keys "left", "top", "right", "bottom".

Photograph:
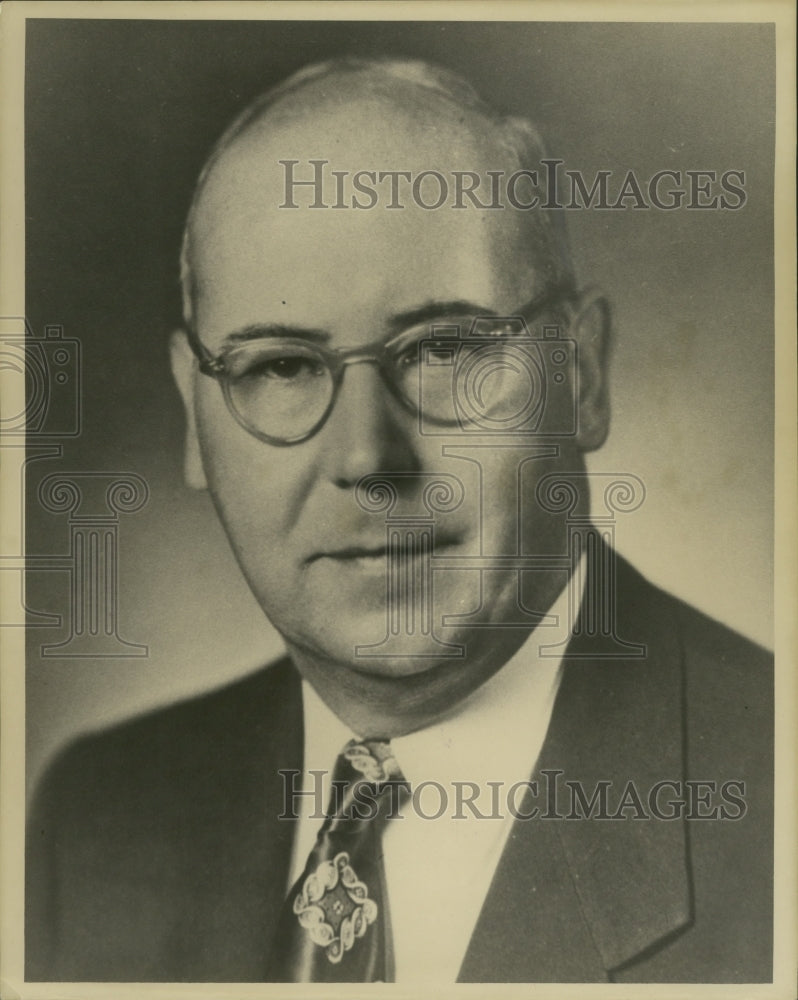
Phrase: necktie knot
[
  {"left": 341, "top": 739, "right": 403, "bottom": 785},
  {"left": 328, "top": 739, "right": 408, "bottom": 829}
]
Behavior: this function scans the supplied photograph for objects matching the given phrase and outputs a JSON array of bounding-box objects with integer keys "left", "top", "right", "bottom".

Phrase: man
[{"left": 26, "top": 57, "right": 773, "bottom": 983}]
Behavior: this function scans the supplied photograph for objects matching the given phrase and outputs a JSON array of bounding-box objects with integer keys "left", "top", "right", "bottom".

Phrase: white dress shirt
[{"left": 288, "top": 564, "right": 584, "bottom": 983}]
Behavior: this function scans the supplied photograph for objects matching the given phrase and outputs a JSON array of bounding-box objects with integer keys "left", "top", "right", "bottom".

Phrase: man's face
[{"left": 173, "top": 84, "right": 608, "bottom": 727}]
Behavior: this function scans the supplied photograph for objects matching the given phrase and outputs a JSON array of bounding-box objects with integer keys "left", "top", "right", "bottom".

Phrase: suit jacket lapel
[{"left": 459, "top": 554, "right": 692, "bottom": 981}]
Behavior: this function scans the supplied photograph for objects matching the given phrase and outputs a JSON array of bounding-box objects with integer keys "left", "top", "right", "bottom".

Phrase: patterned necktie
[{"left": 268, "top": 738, "right": 408, "bottom": 982}]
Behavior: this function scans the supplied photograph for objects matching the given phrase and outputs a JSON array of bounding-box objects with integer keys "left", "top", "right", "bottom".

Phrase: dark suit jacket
[{"left": 26, "top": 555, "right": 773, "bottom": 982}]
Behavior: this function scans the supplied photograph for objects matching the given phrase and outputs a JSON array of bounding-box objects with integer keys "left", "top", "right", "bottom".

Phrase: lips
[
  {"left": 305, "top": 543, "right": 385, "bottom": 564},
  {"left": 316, "top": 546, "right": 388, "bottom": 562},
  {"left": 307, "top": 537, "right": 460, "bottom": 564}
]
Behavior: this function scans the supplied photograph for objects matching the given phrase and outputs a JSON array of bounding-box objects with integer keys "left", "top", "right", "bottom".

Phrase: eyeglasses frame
[{"left": 184, "top": 280, "right": 579, "bottom": 446}]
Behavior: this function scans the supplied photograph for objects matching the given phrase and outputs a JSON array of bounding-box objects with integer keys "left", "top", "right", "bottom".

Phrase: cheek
[
  {"left": 193, "top": 385, "right": 312, "bottom": 545},
  {"left": 443, "top": 443, "right": 578, "bottom": 554}
]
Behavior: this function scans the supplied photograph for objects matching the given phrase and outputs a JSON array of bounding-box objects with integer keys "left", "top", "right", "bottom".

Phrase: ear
[
  {"left": 570, "top": 289, "right": 611, "bottom": 451},
  {"left": 169, "top": 328, "right": 208, "bottom": 490}
]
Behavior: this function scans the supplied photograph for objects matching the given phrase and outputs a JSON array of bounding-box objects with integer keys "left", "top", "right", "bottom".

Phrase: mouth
[
  {"left": 307, "top": 538, "right": 461, "bottom": 566},
  {"left": 320, "top": 546, "right": 388, "bottom": 564},
  {"left": 304, "top": 545, "right": 387, "bottom": 571}
]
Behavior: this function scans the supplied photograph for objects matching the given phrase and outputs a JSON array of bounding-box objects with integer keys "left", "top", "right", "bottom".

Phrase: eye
[
  {"left": 256, "top": 356, "right": 321, "bottom": 380},
  {"left": 392, "top": 341, "right": 423, "bottom": 369},
  {"left": 231, "top": 349, "right": 325, "bottom": 382}
]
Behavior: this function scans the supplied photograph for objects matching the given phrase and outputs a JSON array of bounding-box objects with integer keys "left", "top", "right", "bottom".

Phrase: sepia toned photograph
[{"left": 1, "top": 2, "right": 795, "bottom": 995}]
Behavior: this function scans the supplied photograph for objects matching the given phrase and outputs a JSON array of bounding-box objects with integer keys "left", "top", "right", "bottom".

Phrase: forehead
[{"left": 190, "top": 78, "right": 543, "bottom": 342}]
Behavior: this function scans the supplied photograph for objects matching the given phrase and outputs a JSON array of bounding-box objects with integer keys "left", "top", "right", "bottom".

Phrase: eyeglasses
[{"left": 186, "top": 282, "right": 578, "bottom": 446}]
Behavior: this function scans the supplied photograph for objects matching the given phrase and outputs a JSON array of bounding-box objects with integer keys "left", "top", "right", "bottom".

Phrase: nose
[{"left": 320, "top": 361, "right": 420, "bottom": 488}]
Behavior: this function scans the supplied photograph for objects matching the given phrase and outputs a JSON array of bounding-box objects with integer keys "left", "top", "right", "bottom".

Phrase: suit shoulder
[
  {"left": 614, "top": 554, "right": 772, "bottom": 750},
  {"left": 665, "top": 586, "right": 772, "bottom": 721},
  {"left": 618, "top": 555, "right": 771, "bottom": 680},
  {"left": 33, "top": 655, "right": 300, "bottom": 810},
  {"left": 621, "top": 559, "right": 772, "bottom": 769},
  {"left": 670, "top": 593, "right": 771, "bottom": 671}
]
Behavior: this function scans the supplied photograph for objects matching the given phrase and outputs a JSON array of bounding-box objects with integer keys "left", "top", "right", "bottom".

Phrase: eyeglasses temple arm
[{"left": 184, "top": 322, "right": 226, "bottom": 377}]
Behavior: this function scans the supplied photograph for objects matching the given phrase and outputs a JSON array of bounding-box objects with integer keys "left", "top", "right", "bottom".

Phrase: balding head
[{"left": 180, "top": 57, "right": 574, "bottom": 330}]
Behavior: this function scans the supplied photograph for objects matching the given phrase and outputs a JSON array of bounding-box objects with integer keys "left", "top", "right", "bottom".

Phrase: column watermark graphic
[
  {"left": 0, "top": 316, "right": 149, "bottom": 658},
  {"left": 35, "top": 473, "right": 149, "bottom": 657},
  {"left": 534, "top": 471, "right": 646, "bottom": 657},
  {"left": 354, "top": 473, "right": 466, "bottom": 658}
]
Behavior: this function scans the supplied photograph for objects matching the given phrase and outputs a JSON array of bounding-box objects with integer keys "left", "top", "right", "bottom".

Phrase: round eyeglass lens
[
  {"left": 402, "top": 325, "right": 545, "bottom": 428},
  {"left": 224, "top": 342, "right": 334, "bottom": 440}
]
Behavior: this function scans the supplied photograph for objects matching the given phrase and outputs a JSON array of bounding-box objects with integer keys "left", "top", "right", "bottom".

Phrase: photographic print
[{"left": 1, "top": 2, "right": 795, "bottom": 996}]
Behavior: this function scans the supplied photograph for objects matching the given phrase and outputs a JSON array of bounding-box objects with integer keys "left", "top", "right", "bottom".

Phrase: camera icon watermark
[
  {"left": 0, "top": 316, "right": 81, "bottom": 437},
  {"left": 417, "top": 317, "right": 578, "bottom": 436}
]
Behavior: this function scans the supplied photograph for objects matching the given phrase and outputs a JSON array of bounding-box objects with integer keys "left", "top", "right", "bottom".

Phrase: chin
[
  {"left": 348, "top": 644, "right": 466, "bottom": 679},
  {"left": 280, "top": 605, "right": 466, "bottom": 677}
]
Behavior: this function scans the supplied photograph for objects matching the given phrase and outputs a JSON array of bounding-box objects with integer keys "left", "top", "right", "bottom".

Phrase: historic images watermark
[
  {"left": 279, "top": 769, "right": 748, "bottom": 822},
  {"left": 279, "top": 160, "right": 748, "bottom": 211}
]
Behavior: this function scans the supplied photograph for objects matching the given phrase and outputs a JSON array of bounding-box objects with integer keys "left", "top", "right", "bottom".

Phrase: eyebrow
[
  {"left": 222, "top": 323, "right": 330, "bottom": 346},
  {"left": 220, "top": 301, "right": 496, "bottom": 348},
  {"left": 386, "top": 301, "right": 496, "bottom": 333}
]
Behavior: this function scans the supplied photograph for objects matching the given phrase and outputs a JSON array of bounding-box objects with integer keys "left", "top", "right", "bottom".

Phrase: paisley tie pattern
[{"left": 268, "top": 738, "right": 408, "bottom": 982}]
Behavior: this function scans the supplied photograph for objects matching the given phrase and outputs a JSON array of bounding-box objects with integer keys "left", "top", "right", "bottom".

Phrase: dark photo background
[{"left": 24, "top": 18, "right": 775, "bottom": 791}]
